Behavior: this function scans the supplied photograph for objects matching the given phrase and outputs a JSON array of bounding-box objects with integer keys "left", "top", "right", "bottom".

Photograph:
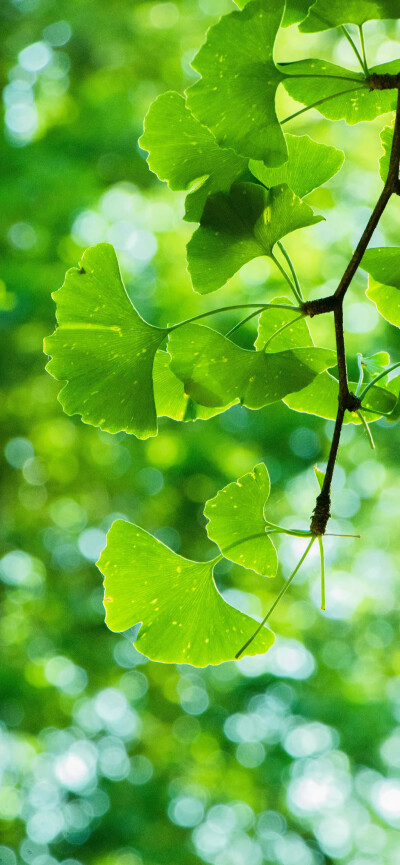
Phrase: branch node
[
  {"left": 345, "top": 391, "right": 361, "bottom": 412},
  {"left": 310, "top": 492, "right": 331, "bottom": 536},
  {"left": 368, "top": 72, "right": 400, "bottom": 91}
]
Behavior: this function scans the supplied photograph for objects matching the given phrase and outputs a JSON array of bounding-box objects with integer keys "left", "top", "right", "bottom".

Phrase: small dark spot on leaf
[{"left": 79, "top": 267, "right": 86, "bottom": 274}]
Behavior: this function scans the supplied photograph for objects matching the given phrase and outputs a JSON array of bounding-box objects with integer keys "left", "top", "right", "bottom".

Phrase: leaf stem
[
  {"left": 270, "top": 251, "right": 302, "bottom": 303},
  {"left": 284, "top": 72, "right": 364, "bottom": 84},
  {"left": 318, "top": 535, "right": 325, "bottom": 610},
  {"left": 355, "top": 352, "right": 364, "bottom": 395},
  {"left": 166, "top": 302, "right": 303, "bottom": 334},
  {"left": 340, "top": 25, "right": 366, "bottom": 75},
  {"left": 356, "top": 411, "right": 375, "bottom": 449},
  {"left": 225, "top": 309, "right": 263, "bottom": 338},
  {"left": 277, "top": 241, "right": 304, "bottom": 301},
  {"left": 358, "top": 361, "right": 400, "bottom": 400},
  {"left": 358, "top": 25, "right": 369, "bottom": 76},
  {"left": 281, "top": 86, "right": 366, "bottom": 125},
  {"left": 235, "top": 537, "right": 316, "bottom": 659}
]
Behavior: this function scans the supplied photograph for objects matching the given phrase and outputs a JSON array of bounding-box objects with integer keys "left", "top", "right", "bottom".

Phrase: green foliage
[
  {"left": 204, "top": 463, "right": 277, "bottom": 577},
  {"left": 42, "top": 0, "right": 400, "bottom": 671},
  {"left": 362, "top": 248, "right": 400, "bottom": 328},
  {"left": 139, "top": 91, "right": 246, "bottom": 222},
  {"left": 168, "top": 323, "right": 336, "bottom": 409},
  {"left": 187, "top": 183, "right": 323, "bottom": 293},
  {"left": 187, "top": 0, "right": 287, "bottom": 165},
  {"left": 44, "top": 244, "right": 167, "bottom": 438},
  {"left": 299, "top": 0, "right": 399, "bottom": 31},
  {"left": 249, "top": 133, "right": 344, "bottom": 199},
  {"left": 98, "top": 519, "right": 274, "bottom": 666},
  {"left": 281, "top": 59, "right": 398, "bottom": 123}
]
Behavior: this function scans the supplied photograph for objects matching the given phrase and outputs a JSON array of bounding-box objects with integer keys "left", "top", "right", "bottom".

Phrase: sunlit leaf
[
  {"left": 362, "top": 247, "right": 400, "bottom": 328},
  {"left": 285, "top": 371, "right": 397, "bottom": 421},
  {"left": 187, "top": 182, "right": 323, "bottom": 293},
  {"left": 44, "top": 244, "right": 167, "bottom": 438},
  {"left": 379, "top": 122, "right": 393, "bottom": 184},
  {"left": 300, "top": 0, "right": 399, "bottom": 31},
  {"left": 235, "top": 0, "right": 316, "bottom": 27},
  {"left": 153, "top": 350, "right": 233, "bottom": 421},
  {"left": 281, "top": 60, "right": 398, "bottom": 124},
  {"left": 361, "top": 351, "right": 391, "bottom": 378},
  {"left": 187, "top": 0, "right": 287, "bottom": 165},
  {"left": 204, "top": 463, "right": 277, "bottom": 577},
  {"left": 139, "top": 91, "right": 246, "bottom": 222},
  {"left": 250, "top": 134, "right": 344, "bottom": 198},
  {"left": 98, "top": 520, "right": 274, "bottom": 666},
  {"left": 168, "top": 323, "right": 336, "bottom": 409},
  {"left": 255, "top": 297, "right": 312, "bottom": 351}
]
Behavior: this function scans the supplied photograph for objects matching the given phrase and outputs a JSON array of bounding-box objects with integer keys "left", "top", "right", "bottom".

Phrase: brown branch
[{"left": 309, "top": 85, "right": 400, "bottom": 535}]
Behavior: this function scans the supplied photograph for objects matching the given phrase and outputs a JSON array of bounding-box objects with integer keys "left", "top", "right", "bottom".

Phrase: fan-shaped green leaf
[
  {"left": 204, "top": 463, "right": 277, "bottom": 577},
  {"left": 281, "top": 60, "right": 398, "bottom": 124},
  {"left": 361, "top": 247, "right": 400, "bottom": 289},
  {"left": 249, "top": 134, "right": 344, "bottom": 199},
  {"left": 187, "top": 182, "right": 323, "bottom": 294},
  {"left": 367, "top": 283, "right": 400, "bottom": 328},
  {"left": 98, "top": 520, "right": 274, "bottom": 666},
  {"left": 187, "top": 0, "right": 287, "bottom": 165},
  {"left": 285, "top": 372, "right": 397, "bottom": 421},
  {"left": 168, "top": 323, "right": 336, "bottom": 409},
  {"left": 361, "top": 351, "right": 391, "bottom": 378},
  {"left": 362, "top": 248, "right": 400, "bottom": 328},
  {"left": 139, "top": 92, "right": 246, "bottom": 222},
  {"left": 379, "top": 123, "right": 393, "bottom": 184},
  {"left": 235, "top": 0, "right": 316, "bottom": 27},
  {"left": 44, "top": 244, "right": 167, "bottom": 438},
  {"left": 153, "top": 351, "right": 233, "bottom": 422},
  {"left": 300, "top": 0, "right": 399, "bottom": 31}
]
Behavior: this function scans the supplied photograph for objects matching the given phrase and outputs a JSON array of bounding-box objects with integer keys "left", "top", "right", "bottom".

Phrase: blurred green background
[{"left": 1, "top": 1, "right": 400, "bottom": 863}]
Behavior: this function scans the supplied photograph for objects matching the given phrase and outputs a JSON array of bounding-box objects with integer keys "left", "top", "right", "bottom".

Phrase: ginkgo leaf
[
  {"left": 255, "top": 297, "right": 312, "bottom": 351},
  {"left": 284, "top": 372, "right": 397, "bottom": 421},
  {"left": 367, "top": 283, "right": 400, "bottom": 328},
  {"left": 98, "top": 520, "right": 274, "bottom": 666},
  {"left": 249, "top": 134, "right": 344, "bottom": 199},
  {"left": 153, "top": 350, "right": 233, "bottom": 422},
  {"left": 187, "top": 0, "right": 287, "bottom": 165},
  {"left": 235, "top": 0, "right": 316, "bottom": 27},
  {"left": 361, "top": 247, "right": 400, "bottom": 289},
  {"left": 204, "top": 463, "right": 277, "bottom": 577},
  {"left": 187, "top": 182, "right": 323, "bottom": 293},
  {"left": 299, "top": 0, "right": 399, "bottom": 31},
  {"left": 280, "top": 60, "right": 398, "bottom": 124},
  {"left": 44, "top": 244, "right": 167, "bottom": 438},
  {"left": 139, "top": 91, "right": 246, "bottom": 222},
  {"left": 361, "top": 351, "right": 391, "bottom": 378},
  {"left": 168, "top": 323, "right": 336, "bottom": 409},
  {"left": 362, "top": 249, "right": 400, "bottom": 327},
  {"left": 379, "top": 123, "right": 393, "bottom": 184}
]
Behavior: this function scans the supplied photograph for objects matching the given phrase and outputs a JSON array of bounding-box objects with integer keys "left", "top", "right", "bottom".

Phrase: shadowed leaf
[
  {"left": 250, "top": 134, "right": 344, "bottom": 198},
  {"left": 300, "top": 0, "right": 399, "bottom": 31}
]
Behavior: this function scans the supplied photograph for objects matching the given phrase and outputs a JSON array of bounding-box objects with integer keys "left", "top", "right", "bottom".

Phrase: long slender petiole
[
  {"left": 340, "top": 25, "right": 367, "bottom": 74},
  {"left": 277, "top": 241, "right": 304, "bottom": 301},
  {"left": 355, "top": 352, "right": 364, "bottom": 395},
  {"left": 235, "top": 536, "right": 316, "bottom": 659},
  {"left": 358, "top": 361, "right": 400, "bottom": 400},
  {"left": 281, "top": 86, "right": 365, "bottom": 125},
  {"left": 285, "top": 71, "right": 364, "bottom": 84},
  {"left": 270, "top": 251, "right": 302, "bottom": 303},
  {"left": 318, "top": 535, "right": 325, "bottom": 611},
  {"left": 358, "top": 25, "right": 369, "bottom": 75},
  {"left": 357, "top": 411, "right": 375, "bottom": 449},
  {"left": 166, "top": 302, "right": 303, "bottom": 334},
  {"left": 225, "top": 308, "right": 264, "bottom": 338}
]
